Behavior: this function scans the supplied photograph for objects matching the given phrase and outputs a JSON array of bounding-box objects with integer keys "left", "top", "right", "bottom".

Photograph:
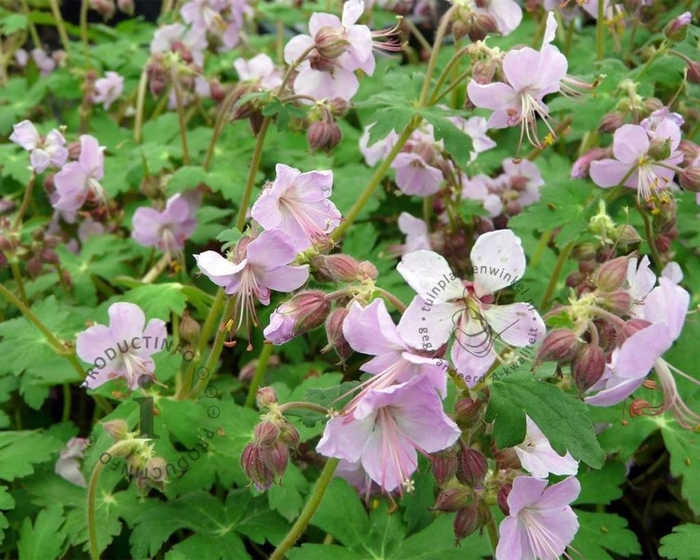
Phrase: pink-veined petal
[
  {"left": 471, "top": 229, "right": 526, "bottom": 297},
  {"left": 481, "top": 302, "right": 545, "bottom": 347},
  {"left": 397, "top": 250, "right": 464, "bottom": 302},
  {"left": 397, "top": 296, "right": 461, "bottom": 350},
  {"left": 612, "top": 125, "right": 649, "bottom": 164},
  {"left": 342, "top": 299, "right": 404, "bottom": 356}
]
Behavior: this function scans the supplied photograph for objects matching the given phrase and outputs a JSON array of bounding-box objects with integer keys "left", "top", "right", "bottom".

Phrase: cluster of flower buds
[
  {"left": 306, "top": 98, "right": 349, "bottom": 153},
  {"left": 241, "top": 388, "right": 301, "bottom": 491},
  {"left": 89, "top": 0, "right": 134, "bottom": 19},
  {"left": 0, "top": 221, "right": 67, "bottom": 280}
]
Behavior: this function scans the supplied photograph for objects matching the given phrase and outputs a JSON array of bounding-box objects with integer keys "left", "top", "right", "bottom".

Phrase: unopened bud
[
  {"left": 179, "top": 310, "right": 200, "bottom": 344},
  {"left": 278, "top": 421, "right": 300, "bottom": 450},
  {"left": 117, "top": 0, "right": 134, "bottom": 15},
  {"left": 358, "top": 261, "right": 378, "bottom": 280},
  {"left": 664, "top": 11, "right": 691, "bottom": 42},
  {"left": 619, "top": 318, "right": 652, "bottom": 343},
  {"left": 497, "top": 484, "right": 512, "bottom": 516},
  {"left": 431, "top": 449, "right": 459, "bottom": 487},
  {"left": 679, "top": 166, "right": 700, "bottom": 192},
  {"left": 329, "top": 98, "right": 349, "bottom": 117},
  {"left": 39, "top": 248, "right": 59, "bottom": 264},
  {"left": 572, "top": 344, "right": 607, "bottom": 393},
  {"left": 90, "top": 0, "right": 116, "bottom": 19},
  {"left": 648, "top": 137, "right": 672, "bottom": 161},
  {"left": 536, "top": 329, "right": 581, "bottom": 364},
  {"left": 687, "top": 61, "right": 700, "bottom": 85},
  {"left": 598, "top": 112, "right": 624, "bottom": 133},
  {"left": 456, "top": 448, "right": 487, "bottom": 487},
  {"left": 312, "top": 254, "right": 361, "bottom": 282},
  {"left": 614, "top": 224, "right": 642, "bottom": 245},
  {"left": 572, "top": 243, "right": 597, "bottom": 261},
  {"left": 254, "top": 421, "right": 281, "bottom": 447},
  {"left": 594, "top": 257, "right": 629, "bottom": 292},
  {"left": 256, "top": 386, "right": 278, "bottom": 409},
  {"left": 102, "top": 419, "right": 129, "bottom": 441},
  {"left": 26, "top": 256, "right": 43, "bottom": 278},
  {"left": 571, "top": 147, "right": 608, "bottom": 179},
  {"left": 453, "top": 502, "right": 484, "bottom": 543},
  {"left": 307, "top": 120, "right": 342, "bottom": 153},
  {"left": 0, "top": 236, "right": 14, "bottom": 252},
  {"left": 454, "top": 396, "right": 482, "bottom": 425},
  {"left": 135, "top": 456, "right": 168, "bottom": 492},
  {"left": 323, "top": 307, "right": 353, "bottom": 365},
  {"left": 315, "top": 26, "right": 350, "bottom": 59},
  {"left": 67, "top": 141, "right": 82, "bottom": 160},
  {"left": 599, "top": 289, "right": 632, "bottom": 314},
  {"left": 209, "top": 80, "right": 225, "bottom": 102},
  {"left": 241, "top": 444, "right": 274, "bottom": 491},
  {"left": 433, "top": 486, "right": 470, "bottom": 512}
]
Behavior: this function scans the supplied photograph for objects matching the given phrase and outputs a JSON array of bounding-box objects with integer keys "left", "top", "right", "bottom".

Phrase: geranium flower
[
  {"left": 77, "top": 302, "right": 167, "bottom": 390},
  {"left": 496, "top": 476, "right": 581, "bottom": 560},
  {"left": 250, "top": 164, "right": 341, "bottom": 251},
  {"left": 387, "top": 212, "right": 433, "bottom": 256},
  {"left": 514, "top": 416, "right": 578, "bottom": 479},
  {"left": 9, "top": 120, "right": 68, "bottom": 174},
  {"left": 317, "top": 375, "right": 460, "bottom": 493},
  {"left": 397, "top": 229, "right": 546, "bottom": 387},
  {"left": 589, "top": 122, "right": 683, "bottom": 204},
  {"left": 132, "top": 192, "right": 199, "bottom": 254},
  {"left": 391, "top": 152, "right": 444, "bottom": 196},
  {"left": 467, "top": 12, "right": 568, "bottom": 148},
  {"left": 92, "top": 71, "right": 124, "bottom": 109},
  {"left": 52, "top": 135, "right": 107, "bottom": 212},
  {"left": 234, "top": 53, "right": 283, "bottom": 90},
  {"left": 54, "top": 437, "right": 89, "bottom": 487}
]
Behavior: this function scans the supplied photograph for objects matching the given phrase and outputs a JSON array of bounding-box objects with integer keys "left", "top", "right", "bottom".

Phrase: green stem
[
  {"left": 277, "top": 401, "right": 329, "bottom": 415},
  {"left": 596, "top": 0, "right": 605, "bottom": 61},
  {"left": 331, "top": 123, "right": 417, "bottom": 241},
  {"left": 529, "top": 230, "right": 552, "bottom": 269},
  {"left": 62, "top": 383, "right": 72, "bottom": 423},
  {"left": 48, "top": 0, "right": 70, "bottom": 52},
  {"left": 634, "top": 43, "right": 667, "bottom": 82},
  {"left": 269, "top": 458, "right": 340, "bottom": 560},
  {"left": 13, "top": 172, "right": 36, "bottom": 230},
  {"left": 236, "top": 116, "right": 271, "bottom": 231},
  {"left": 80, "top": 0, "right": 91, "bottom": 68},
  {"left": 141, "top": 253, "right": 170, "bottom": 283},
  {"left": 486, "top": 511, "right": 500, "bottom": 554},
  {"left": 376, "top": 288, "right": 406, "bottom": 313},
  {"left": 20, "top": 0, "right": 42, "bottom": 49},
  {"left": 87, "top": 459, "right": 106, "bottom": 560},
  {"left": 9, "top": 262, "right": 28, "bottom": 307},
  {"left": 188, "top": 297, "right": 237, "bottom": 399},
  {"left": 427, "top": 46, "right": 468, "bottom": 106},
  {"left": 171, "top": 63, "right": 191, "bottom": 166},
  {"left": 203, "top": 89, "right": 238, "bottom": 171},
  {"left": 418, "top": 5, "right": 457, "bottom": 107},
  {"left": 134, "top": 67, "right": 148, "bottom": 144},
  {"left": 428, "top": 68, "right": 471, "bottom": 106},
  {"left": 244, "top": 343, "right": 274, "bottom": 408},
  {"left": 638, "top": 205, "right": 664, "bottom": 268},
  {"left": 539, "top": 240, "right": 574, "bottom": 311}
]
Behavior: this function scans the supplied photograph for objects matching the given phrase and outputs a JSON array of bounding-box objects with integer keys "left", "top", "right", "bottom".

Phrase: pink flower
[
  {"left": 448, "top": 115, "right": 497, "bottom": 162},
  {"left": 77, "top": 302, "right": 167, "bottom": 390},
  {"left": 496, "top": 476, "right": 580, "bottom": 560},
  {"left": 396, "top": 230, "right": 546, "bottom": 387},
  {"left": 180, "top": 0, "right": 247, "bottom": 51},
  {"left": 451, "top": 0, "right": 523, "bottom": 36},
  {"left": 31, "top": 48, "right": 56, "bottom": 75},
  {"left": 150, "top": 23, "right": 207, "bottom": 65},
  {"left": 317, "top": 375, "right": 460, "bottom": 493},
  {"left": 359, "top": 124, "right": 399, "bottom": 166},
  {"left": 53, "top": 135, "right": 107, "bottom": 212},
  {"left": 54, "top": 437, "right": 89, "bottom": 487},
  {"left": 234, "top": 53, "right": 283, "bottom": 90},
  {"left": 194, "top": 230, "right": 309, "bottom": 343},
  {"left": 467, "top": 12, "right": 567, "bottom": 148},
  {"left": 92, "top": 71, "right": 124, "bottom": 109},
  {"left": 391, "top": 152, "right": 444, "bottom": 196},
  {"left": 132, "top": 193, "right": 199, "bottom": 253},
  {"left": 589, "top": 122, "right": 683, "bottom": 204},
  {"left": 250, "top": 164, "right": 341, "bottom": 251},
  {"left": 514, "top": 416, "right": 578, "bottom": 479},
  {"left": 9, "top": 120, "right": 68, "bottom": 174},
  {"left": 388, "top": 212, "right": 433, "bottom": 256}
]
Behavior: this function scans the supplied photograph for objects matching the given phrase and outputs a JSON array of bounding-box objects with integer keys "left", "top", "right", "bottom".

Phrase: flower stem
[
  {"left": 486, "top": 511, "right": 500, "bottom": 554},
  {"left": 331, "top": 122, "right": 417, "bottom": 241},
  {"left": 9, "top": 262, "right": 28, "bottom": 307},
  {"left": 80, "top": 0, "right": 91, "bottom": 68},
  {"left": 269, "top": 458, "right": 340, "bottom": 560},
  {"left": 637, "top": 204, "right": 664, "bottom": 269},
  {"left": 244, "top": 342, "right": 274, "bottom": 408},
  {"left": 48, "top": 0, "right": 70, "bottom": 52},
  {"left": 539, "top": 240, "right": 574, "bottom": 311},
  {"left": 87, "top": 459, "right": 106, "bottom": 560},
  {"left": 188, "top": 296, "right": 237, "bottom": 399},
  {"left": 277, "top": 401, "right": 329, "bottom": 415},
  {"left": 141, "top": 253, "right": 170, "bottom": 283},
  {"left": 418, "top": 5, "right": 457, "bottom": 107},
  {"left": 133, "top": 66, "right": 148, "bottom": 144},
  {"left": 596, "top": 0, "right": 605, "bottom": 61},
  {"left": 236, "top": 116, "right": 271, "bottom": 231},
  {"left": 203, "top": 89, "right": 238, "bottom": 171},
  {"left": 427, "top": 45, "right": 468, "bottom": 106},
  {"left": 20, "top": 0, "right": 41, "bottom": 50},
  {"left": 376, "top": 288, "right": 407, "bottom": 313},
  {"left": 171, "top": 63, "right": 191, "bottom": 166},
  {"left": 13, "top": 171, "right": 36, "bottom": 230}
]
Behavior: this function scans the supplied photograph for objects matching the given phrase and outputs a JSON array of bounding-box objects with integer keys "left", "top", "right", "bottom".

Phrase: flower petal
[
  {"left": 397, "top": 297, "right": 461, "bottom": 350},
  {"left": 397, "top": 250, "right": 464, "bottom": 303},
  {"left": 471, "top": 230, "right": 526, "bottom": 297},
  {"left": 342, "top": 299, "right": 404, "bottom": 356},
  {"left": 481, "top": 302, "right": 545, "bottom": 347}
]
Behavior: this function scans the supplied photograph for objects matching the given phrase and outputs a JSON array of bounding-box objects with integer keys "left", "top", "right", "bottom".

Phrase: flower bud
[
  {"left": 614, "top": 224, "right": 642, "bottom": 245},
  {"left": 278, "top": 421, "right": 300, "bottom": 450},
  {"left": 26, "top": 255, "right": 43, "bottom": 278},
  {"left": 179, "top": 310, "right": 201, "bottom": 344},
  {"left": 454, "top": 396, "right": 482, "bottom": 425},
  {"left": 209, "top": 79, "right": 225, "bottom": 103},
  {"left": 571, "top": 148, "right": 609, "bottom": 179},
  {"left": 572, "top": 243, "right": 597, "bottom": 261},
  {"left": 648, "top": 137, "right": 672, "bottom": 161},
  {"left": 619, "top": 318, "right": 651, "bottom": 343},
  {"left": 102, "top": 419, "right": 129, "bottom": 441},
  {"left": 254, "top": 420, "right": 281, "bottom": 447},
  {"left": 599, "top": 289, "right": 633, "bottom": 315},
  {"left": 0, "top": 235, "right": 15, "bottom": 252},
  {"left": 322, "top": 307, "right": 353, "bottom": 365},
  {"left": 594, "top": 257, "right": 629, "bottom": 292},
  {"left": 307, "top": 120, "right": 342, "bottom": 153},
  {"left": 312, "top": 254, "right": 362, "bottom": 282},
  {"left": 431, "top": 449, "right": 459, "bottom": 487},
  {"left": 687, "top": 61, "right": 700, "bottom": 85},
  {"left": 453, "top": 503, "right": 483, "bottom": 543},
  {"left": 664, "top": 11, "right": 691, "bottom": 42},
  {"left": 497, "top": 484, "right": 512, "bottom": 516},
  {"left": 117, "top": 0, "right": 134, "bottom": 15},
  {"left": 39, "top": 248, "right": 59, "bottom": 264},
  {"left": 241, "top": 444, "right": 274, "bottom": 491},
  {"left": 572, "top": 344, "right": 606, "bottom": 393},
  {"left": 256, "top": 386, "right": 278, "bottom": 409},
  {"left": 135, "top": 456, "right": 168, "bottom": 492},
  {"left": 90, "top": 0, "right": 116, "bottom": 19},
  {"left": 598, "top": 112, "right": 624, "bottom": 133},
  {"left": 265, "top": 441, "right": 289, "bottom": 480},
  {"left": 491, "top": 442, "right": 521, "bottom": 470},
  {"left": 456, "top": 448, "right": 487, "bottom": 488},
  {"left": 536, "top": 329, "right": 581, "bottom": 364},
  {"left": 433, "top": 486, "right": 471, "bottom": 512},
  {"left": 288, "top": 290, "right": 332, "bottom": 334},
  {"left": 329, "top": 98, "right": 350, "bottom": 117},
  {"left": 358, "top": 261, "right": 378, "bottom": 280},
  {"left": 679, "top": 166, "right": 700, "bottom": 192},
  {"left": 315, "top": 26, "right": 350, "bottom": 59}
]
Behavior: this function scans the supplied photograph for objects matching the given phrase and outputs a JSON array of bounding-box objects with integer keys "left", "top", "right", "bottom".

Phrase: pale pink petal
[
  {"left": 342, "top": 299, "right": 404, "bottom": 356},
  {"left": 397, "top": 297, "right": 461, "bottom": 350},
  {"left": 481, "top": 302, "right": 545, "bottom": 347},
  {"left": 283, "top": 35, "right": 315, "bottom": 65},
  {"left": 246, "top": 229, "right": 298, "bottom": 268},
  {"left": 471, "top": 230, "right": 526, "bottom": 297},
  {"left": 397, "top": 250, "right": 464, "bottom": 303},
  {"left": 341, "top": 0, "right": 364, "bottom": 26},
  {"left": 194, "top": 251, "right": 246, "bottom": 288},
  {"left": 496, "top": 516, "right": 535, "bottom": 560},
  {"left": 9, "top": 120, "right": 39, "bottom": 150},
  {"left": 502, "top": 48, "right": 544, "bottom": 91},
  {"left": 316, "top": 413, "right": 373, "bottom": 463},
  {"left": 76, "top": 325, "right": 115, "bottom": 365},
  {"left": 108, "top": 303, "right": 145, "bottom": 344},
  {"left": 467, "top": 81, "right": 518, "bottom": 112},
  {"left": 257, "top": 264, "right": 309, "bottom": 293},
  {"left": 589, "top": 159, "right": 634, "bottom": 188},
  {"left": 309, "top": 13, "right": 341, "bottom": 36},
  {"left": 612, "top": 125, "right": 649, "bottom": 164}
]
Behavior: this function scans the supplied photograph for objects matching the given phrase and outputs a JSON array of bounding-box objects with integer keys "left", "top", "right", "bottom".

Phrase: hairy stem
[
  {"left": 418, "top": 5, "right": 457, "bottom": 107},
  {"left": 13, "top": 171, "right": 36, "bottom": 230},
  {"left": 48, "top": 0, "right": 70, "bottom": 52},
  {"left": 269, "top": 458, "right": 340, "bottom": 560},
  {"left": 134, "top": 67, "right": 148, "bottom": 144},
  {"left": 171, "top": 63, "right": 191, "bottom": 165},
  {"left": 80, "top": 0, "right": 91, "bottom": 67},
  {"left": 141, "top": 253, "right": 171, "bottom": 283},
  {"left": 244, "top": 342, "right": 274, "bottom": 408},
  {"left": 539, "top": 240, "right": 574, "bottom": 311},
  {"left": 236, "top": 117, "right": 271, "bottom": 231},
  {"left": 596, "top": 0, "right": 605, "bottom": 61}
]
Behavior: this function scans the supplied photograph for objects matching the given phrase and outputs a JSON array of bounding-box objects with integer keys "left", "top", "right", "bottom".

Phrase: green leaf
[
  {"left": 267, "top": 462, "right": 309, "bottom": 522},
  {"left": 288, "top": 545, "right": 365, "bottom": 560},
  {"left": 0, "top": 13, "right": 27, "bottom": 34},
  {"left": 395, "top": 514, "right": 492, "bottom": 559},
  {"left": 365, "top": 107, "right": 415, "bottom": 146},
  {"left": 574, "top": 461, "right": 627, "bottom": 506},
  {"left": 17, "top": 504, "right": 66, "bottom": 560},
  {"left": 0, "top": 431, "right": 64, "bottom": 482},
  {"left": 485, "top": 374, "right": 605, "bottom": 468},
  {"left": 659, "top": 524, "right": 700, "bottom": 560},
  {"left": 309, "top": 478, "right": 371, "bottom": 550},
  {"left": 0, "top": 485, "right": 16, "bottom": 544},
  {"left": 571, "top": 511, "right": 641, "bottom": 560},
  {"left": 164, "top": 533, "right": 249, "bottom": 560},
  {"left": 416, "top": 109, "right": 474, "bottom": 167},
  {"left": 120, "top": 283, "right": 188, "bottom": 321},
  {"left": 216, "top": 227, "right": 243, "bottom": 252},
  {"left": 661, "top": 419, "right": 700, "bottom": 515}
]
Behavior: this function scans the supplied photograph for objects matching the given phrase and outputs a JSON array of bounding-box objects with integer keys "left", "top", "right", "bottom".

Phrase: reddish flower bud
[
  {"left": 254, "top": 420, "right": 281, "bottom": 447},
  {"left": 67, "top": 141, "right": 82, "bottom": 160},
  {"left": 0, "top": 236, "right": 15, "bottom": 252},
  {"left": 209, "top": 79, "right": 225, "bottom": 103},
  {"left": 454, "top": 396, "right": 482, "bottom": 425},
  {"left": 679, "top": 166, "right": 700, "bottom": 192},
  {"left": 278, "top": 421, "right": 300, "bottom": 450},
  {"left": 599, "top": 289, "right": 632, "bottom": 315},
  {"left": 26, "top": 256, "right": 43, "bottom": 278},
  {"left": 453, "top": 503, "right": 480, "bottom": 543},
  {"left": 572, "top": 243, "right": 597, "bottom": 261},
  {"left": 491, "top": 442, "right": 521, "bottom": 470},
  {"left": 102, "top": 419, "right": 129, "bottom": 441},
  {"left": 40, "top": 248, "right": 59, "bottom": 265},
  {"left": 598, "top": 112, "right": 625, "bottom": 133},
  {"left": 312, "top": 254, "right": 362, "bottom": 283},
  {"left": 117, "top": 0, "right": 134, "bottom": 15},
  {"left": 265, "top": 441, "right": 289, "bottom": 480},
  {"left": 315, "top": 26, "right": 350, "bottom": 59},
  {"left": 241, "top": 443, "right": 274, "bottom": 491},
  {"left": 256, "top": 386, "right": 278, "bottom": 409},
  {"left": 571, "top": 148, "right": 609, "bottom": 179},
  {"left": 307, "top": 120, "right": 342, "bottom": 153},
  {"left": 433, "top": 486, "right": 471, "bottom": 512},
  {"left": 179, "top": 310, "right": 201, "bottom": 344},
  {"left": 614, "top": 224, "right": 642, "bottom": 245},
  {"left": 358, "top": 261, "right": 378, "bottom": 280},
  {"left": 497, "top": 484, "right": 512, "bottom": 516},
  {"left": 323, "top": 307, "right": 353, "bottom": 365},
  {"left": 431, "top": 449, "right": 459, "bottom": 487},
  {"left": 536, "top": 329, "right": 581, "bottom": 364},
  {"left": 572, "top": 344, "right": 607, "bottom": 393},
  {"left": 664, "top": 11, "right": 691, "bottom": 42},
  {"left": 594, "top": 257, "right": 629, "bottom": 292},
  {"left": 687, "top": 61, "right": 700, "bottom": 85},
  {"left": 619, "top": 318, "right": 651, "bottom": 343},
  {"left": 456, "top": 448, "right": 487, "bottom": 487},
  {"left": 329, "top": 97, "right": 350, "bottom": 117},
  {"left": 273, "top": 290, "right": 332, "bottom": 339}
]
